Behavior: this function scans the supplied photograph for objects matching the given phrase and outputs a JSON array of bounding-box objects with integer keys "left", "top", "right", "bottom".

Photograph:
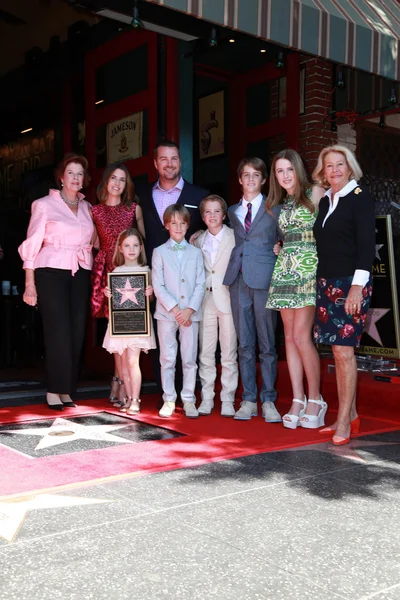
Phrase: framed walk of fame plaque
[{"left": 107, "top": 271, "right": 150, "bottom": 337}]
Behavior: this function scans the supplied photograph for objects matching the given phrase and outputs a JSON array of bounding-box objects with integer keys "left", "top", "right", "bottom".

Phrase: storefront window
[{"left": 95, "top": 44, "right": 148, "bottom": 107}]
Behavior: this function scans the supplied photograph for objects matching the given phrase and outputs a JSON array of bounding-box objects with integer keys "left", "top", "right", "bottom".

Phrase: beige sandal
[{"left": 126, "top": 398, "right": 141, "bottom": 415}]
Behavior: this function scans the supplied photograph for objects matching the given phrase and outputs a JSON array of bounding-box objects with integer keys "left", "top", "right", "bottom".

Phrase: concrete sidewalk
[{"left": 0, "top": 430, "right": 399, "bottom": 600}]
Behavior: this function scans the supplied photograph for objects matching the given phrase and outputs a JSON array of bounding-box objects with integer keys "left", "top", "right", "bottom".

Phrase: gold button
[
  {"left": 181, "top": 279, "right": 185, "bottom": 282},
  {"left": 212, "top": 270, "right": 215, "bottom": 274},
  {"left": 206, "top": 287, "right": 209, "bottom": 291},
  {"left": 181, "top": 295, "right": 185, "bottom": 299}
]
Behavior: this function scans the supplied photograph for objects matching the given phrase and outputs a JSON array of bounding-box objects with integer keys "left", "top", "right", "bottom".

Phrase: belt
[{"left": 42, "top": 241, "right": 92, "bottom": 275}]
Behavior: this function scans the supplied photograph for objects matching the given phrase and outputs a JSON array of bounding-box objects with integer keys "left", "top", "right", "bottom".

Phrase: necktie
[
  {"left": 244, "top": 202, "right": 252, "bottom": 234},
  {"left": 172, "top": 243, "right": 186, "bottom": 251}
]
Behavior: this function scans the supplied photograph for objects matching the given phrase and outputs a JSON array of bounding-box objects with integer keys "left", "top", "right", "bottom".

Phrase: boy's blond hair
[
  {"left": 199, "top": 194, "right": 228, "bottom": 217},
  {"left": 163, "top": 203, "right": 190, "bottom": 226}
]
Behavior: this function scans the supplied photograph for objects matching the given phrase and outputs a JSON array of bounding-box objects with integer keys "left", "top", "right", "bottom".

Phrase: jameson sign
[
  {"left": 358, "top": 215, "right": 400, "bottom": 358},
  {"left": 0, "top": 129, "right": 54, "bottom": 205},
  {"left": 107, "top": 112, "right": 143, "bottom": 164}
]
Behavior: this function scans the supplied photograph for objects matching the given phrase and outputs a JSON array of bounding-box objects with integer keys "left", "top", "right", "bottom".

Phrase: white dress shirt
[
  {"left": 235, "top": 193, "right": 264, "bottom": 227},
  {"left": 323, "top": 179, "right": 370, "bottom": 287},
  {"left": 203, "top": 227, "right": 225, "bottom": 267}
]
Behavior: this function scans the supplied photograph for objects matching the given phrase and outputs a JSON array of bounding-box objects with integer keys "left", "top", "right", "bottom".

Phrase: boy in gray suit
[
  {"left": 223, "top": 157, "right": 282, "bottom": 422},
  {"left": 152, "top": 204, "right": 205, "bottom": 419}
]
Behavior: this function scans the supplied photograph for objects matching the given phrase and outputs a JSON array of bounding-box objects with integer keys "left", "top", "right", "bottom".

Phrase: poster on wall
[
  {"left": 198, "top": 90, "right": 225, "bottom": 159},
  {"left": 0, "top": 129, "right": 55, "bottom": 208},
  {"left": 106, "top": 112, "right": 143, "bottom": 164},
  {"left": 357, "top": 215, "right": 400, "bottom": 358}
]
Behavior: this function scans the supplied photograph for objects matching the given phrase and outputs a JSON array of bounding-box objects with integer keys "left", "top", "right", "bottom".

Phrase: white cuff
[{"left": 351, "top": 269, "right": 370, "bottom": 288}]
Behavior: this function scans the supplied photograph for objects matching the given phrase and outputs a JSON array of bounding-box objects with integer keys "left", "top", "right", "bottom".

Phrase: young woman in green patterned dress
[{"left": 266, "top": 149, "right": 327, "bottom": 429}]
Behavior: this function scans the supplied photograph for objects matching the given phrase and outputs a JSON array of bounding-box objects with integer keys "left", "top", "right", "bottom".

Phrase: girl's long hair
[
  {"left": 112, "top": 228, "right": 146, "bottom": 267},
  {"left": 97, "top": 163, "right": 136, "bottom": 207},
  {"left": 266, "top": 149, "right": 314, "bottom": 214}
]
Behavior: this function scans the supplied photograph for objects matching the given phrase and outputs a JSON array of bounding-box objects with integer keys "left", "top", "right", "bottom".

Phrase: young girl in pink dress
[
  {"left": 91, "top": 164, "right": 146, "bottom": 405},
  {"left": 103, "top": 228, "right": 156, "bottom": 415}
]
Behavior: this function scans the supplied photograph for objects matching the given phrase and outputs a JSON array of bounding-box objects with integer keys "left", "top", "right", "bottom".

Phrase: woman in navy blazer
[{"left": 312, "top": 145, "right": 375, "bottom": 445}]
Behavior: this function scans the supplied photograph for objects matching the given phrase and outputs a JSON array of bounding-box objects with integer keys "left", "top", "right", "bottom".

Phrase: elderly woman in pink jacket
[{"left": 19, "top": 153, "right": 94, "bottom": 411}]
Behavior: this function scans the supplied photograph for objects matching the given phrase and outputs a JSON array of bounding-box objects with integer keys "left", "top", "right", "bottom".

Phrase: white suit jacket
[
  {"left": 194, "top": 225, "right": 235, "bottom": 314},
  {"left": 152, "top": 241, "right": 205, "bottom": 321}
]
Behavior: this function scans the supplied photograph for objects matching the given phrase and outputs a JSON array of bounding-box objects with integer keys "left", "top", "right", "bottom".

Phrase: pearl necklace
[{"left": 60, "top": 190, "right": 79, "bottom": 207}]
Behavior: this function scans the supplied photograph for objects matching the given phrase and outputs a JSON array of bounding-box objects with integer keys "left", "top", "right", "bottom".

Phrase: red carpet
[{"left": 1, "top": 361, "right": 399, "bottom": 498}]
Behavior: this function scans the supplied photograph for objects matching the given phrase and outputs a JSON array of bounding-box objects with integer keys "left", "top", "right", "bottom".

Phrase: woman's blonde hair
[
  {"left": 312, "top": 145, "right": 363, "bottom": 187},
  {"left": 266, "top": 149, "right": 314, "bottom": 214},
  {"left": 112, "top": 228, "right": 146, "bottom": 267}
]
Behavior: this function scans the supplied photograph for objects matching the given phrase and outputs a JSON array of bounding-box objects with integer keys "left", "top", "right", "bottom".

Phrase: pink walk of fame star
[{"left": 116, "top": 280, "right": 141, "bottom": 305}]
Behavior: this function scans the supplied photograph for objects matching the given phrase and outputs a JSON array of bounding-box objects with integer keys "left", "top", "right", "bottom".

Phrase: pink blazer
[{"left": 19, "top": 189, "right": 94, "bottom": 275}]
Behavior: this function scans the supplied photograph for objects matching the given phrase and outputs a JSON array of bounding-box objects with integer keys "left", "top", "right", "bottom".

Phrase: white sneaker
[
  {"left": 221, "top": 402, "right": 235, "bottom": 417},
  {"left": 198, "top": 399, "right": 214, "bottom": 415},
  {"left": 183, "top": 402, "right": 199, "bottom": 419},
  {"left": 159, "top": 401, "right": 176, "bottom": 418}
]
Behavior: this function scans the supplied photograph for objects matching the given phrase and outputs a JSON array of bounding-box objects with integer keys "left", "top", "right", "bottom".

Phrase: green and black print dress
[{"left": 266, "top": 188, "right": 318, "bottom": 309}]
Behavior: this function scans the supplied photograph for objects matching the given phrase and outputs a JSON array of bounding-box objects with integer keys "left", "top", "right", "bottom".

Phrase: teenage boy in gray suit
[
  {"left": 223, "top": 157, "right": 282, "bottom": 422},
  {"left": 152, "top": 204, "right": 205, "bottom": 419}
]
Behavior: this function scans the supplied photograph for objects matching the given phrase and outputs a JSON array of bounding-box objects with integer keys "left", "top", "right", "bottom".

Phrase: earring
[{"left": 61, "top": 181, "right": 64, "bottom": 187}]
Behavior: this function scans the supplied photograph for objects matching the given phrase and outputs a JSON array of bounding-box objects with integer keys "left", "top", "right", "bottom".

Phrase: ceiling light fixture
[
  {"left": 21, "top": 128, "right": 33, "bottom": 134},
  {"left": 95, "top": 100, "right": 104, "bottom": 105},
  {"left": 260, "top": 49, "right": 267, "bottom": 53},
  {"left": 209, "top": 26, "right": 218, "bottom": 47},
  {"left": 336, "top": 66, "right": 345, "bottom": 88},
  {"left": 131, "top": 0, "right": 143, "bottom": 29},
  {"left": 229, "top": 38, "right": 235, "bottom": 43},
  {"left": 388, "top": 82, "right": 397, "bottom": 105},
  {"left": 275, "top": 51, "right": 284, "bottom": 68}
]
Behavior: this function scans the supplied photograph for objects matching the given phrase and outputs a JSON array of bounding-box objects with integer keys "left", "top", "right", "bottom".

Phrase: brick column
[{"left": 299, "top": 58, "right": 338, "bottom": 173}]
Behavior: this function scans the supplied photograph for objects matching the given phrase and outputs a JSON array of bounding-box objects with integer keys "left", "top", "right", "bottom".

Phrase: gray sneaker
[
  {"left": 221, "top": 402, "right": 235, "bottom": 417},
  {"left": 183, "top": 402, "right": 199, "bottom": 419},
  {"left": 262, "top": 402, "right": 282, "bottom": 423},
  {"left": 234, "top": 401, "right": 258, "bottom": 420}
]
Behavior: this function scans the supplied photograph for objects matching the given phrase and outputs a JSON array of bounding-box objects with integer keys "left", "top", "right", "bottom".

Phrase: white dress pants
[
  {"left": 198, "top": 292, "right": 238, "bottom": 403},
  {"left": 157, "top": 319, "right": 199, "bottom": 403}
]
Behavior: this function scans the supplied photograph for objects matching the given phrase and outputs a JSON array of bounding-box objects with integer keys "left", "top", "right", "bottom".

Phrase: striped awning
[{"left": 146, "top": 0, "right": 400, "bottom": 79}]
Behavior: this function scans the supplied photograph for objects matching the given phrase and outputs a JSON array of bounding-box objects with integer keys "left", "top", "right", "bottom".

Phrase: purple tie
[{"left": 244, "top": 202, "right": 252, "bottom": 234}]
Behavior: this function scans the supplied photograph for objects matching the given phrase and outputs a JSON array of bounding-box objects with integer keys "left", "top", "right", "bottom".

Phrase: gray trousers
[
  {"left": 157, "top": 319, "right": 199, "bottom": 404},
  {"left": 229, "top": 274, "right": 277, "bottom": 404}
]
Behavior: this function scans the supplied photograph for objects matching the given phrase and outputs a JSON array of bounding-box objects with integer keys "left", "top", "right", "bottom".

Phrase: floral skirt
[{"left": 313, "top": 276, "right": 373, "bottom": 347}]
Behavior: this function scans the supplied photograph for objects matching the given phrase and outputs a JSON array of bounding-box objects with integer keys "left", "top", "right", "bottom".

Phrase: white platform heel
[
  {"left": 300, "top": 396, "right": 328, "bottom": 429},
  {"left": 282, "top": 396, "right": 307, "bottom": 430}
]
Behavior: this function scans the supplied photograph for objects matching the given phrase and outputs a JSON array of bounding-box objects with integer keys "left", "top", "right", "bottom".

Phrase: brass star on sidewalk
[
  {"left": 3, "top": 417, "right": 134, "bottom": 451},
  {"left": 289, "top": 438, "right": 399, "bottom": 463},
  {"left": 0, "top": 494, "right": 111, "bottom": 543}
]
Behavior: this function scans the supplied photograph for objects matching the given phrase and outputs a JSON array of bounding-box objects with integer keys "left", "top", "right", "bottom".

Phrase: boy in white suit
[
  {"left": 193, "top": 195, "right": 238, "bottom": 417},
  {"left": 152, "top": 204, "right": 205, "bottom": 418}
]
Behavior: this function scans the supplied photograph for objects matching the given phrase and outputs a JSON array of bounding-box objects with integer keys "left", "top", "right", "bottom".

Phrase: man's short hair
[
  {"left": 163, "top": 203, "right": 190, "bottom": 226},
  {"left": 154, "top": 140, "right": 181, "bottom": 159},
  {"left": 199, "top": 194, "right": 228, "bottom": 217}
]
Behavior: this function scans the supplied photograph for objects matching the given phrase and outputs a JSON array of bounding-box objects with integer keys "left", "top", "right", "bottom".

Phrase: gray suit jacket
[
  {"left": 152, "top": 241, "right": 205, "bottom": 321},
  {"left": 223, "top": 197, "right": 281, "bottom": 290}
]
